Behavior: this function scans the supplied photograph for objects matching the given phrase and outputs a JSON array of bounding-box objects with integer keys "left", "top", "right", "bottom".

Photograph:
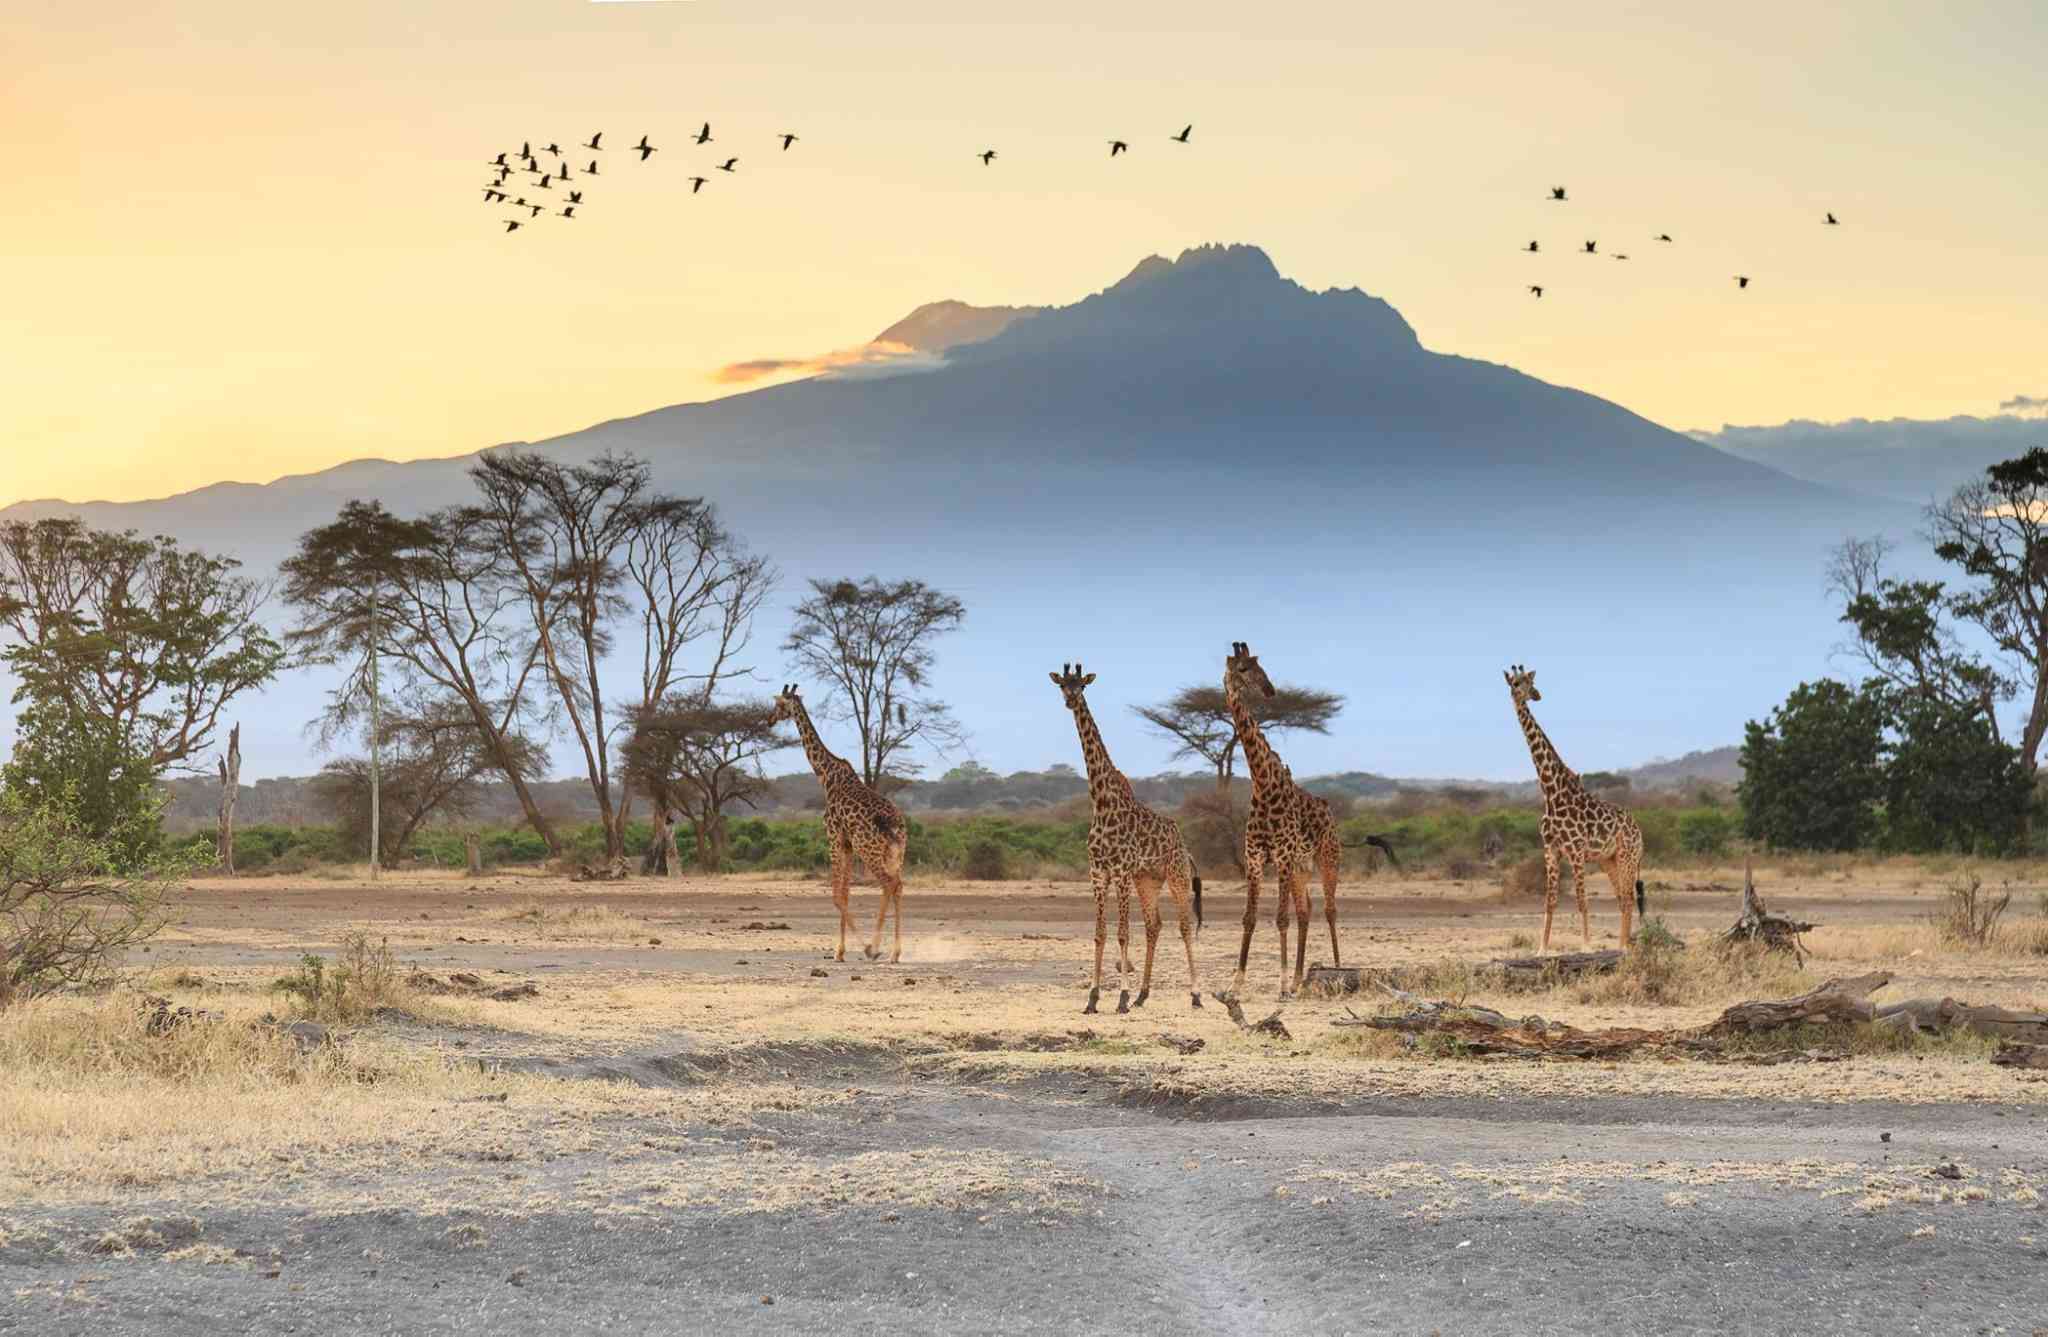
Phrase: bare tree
[
  {"left": 464, "top": 451, "right": 770, "bottom": 864},
  {"left": 1133, "top": 682, "right": 1345, "bottom": 790},
  {"left": 1826, "top": 536, "right": 2006, "bottom": 730},
  {"left": 622, "top": 697, "right": 789, "bottom": 872},
  {"left": 781, "top": 577, "right": 966, "bottom": 786},
  {"left": 215, "top": 723, "right": 241, "bottom": 873}
]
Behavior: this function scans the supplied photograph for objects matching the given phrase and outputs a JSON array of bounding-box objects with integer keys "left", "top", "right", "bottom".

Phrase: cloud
[
  {"left": 1692, "top": 413, "right": 2048, "bottom": 504},
  {"left": 1999, "top": 393, "right": 2048, "bottom": 417},
  {"left": 712, "top": 339, "right": 945, "bottom": 386}
]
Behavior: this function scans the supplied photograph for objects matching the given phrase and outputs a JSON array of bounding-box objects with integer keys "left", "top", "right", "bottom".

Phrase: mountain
[
  {"left": 872, "top": 299, "right": 1047, "bottom": 353},
  {"left": 1, "top": 243, "right": 1912, "bottom": 783},
  {"left": 1695, "top": 415, "right": 2042, "bottom": 505}
]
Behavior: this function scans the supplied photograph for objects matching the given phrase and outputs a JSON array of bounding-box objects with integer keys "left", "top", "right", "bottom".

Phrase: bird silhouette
[
  {"left": 694, "top": 122, "right": 713, "bottom": 145},
  {"left": 1582, "top": 240, "right": 1598, "bottom": 254},
  {"left": 780, "top": 133, "right": 799, "bottom": 151},
  {"left": 1109, "top": 140, "right": 1129, "bottom": 156},
  {"left": 1734, "top": 275, "right": 1751, "bottom": 289},
  {"left": 537, "top": 173, "right": 552, "bottom": 189},
  {"left": 583, "top": 132, "right": 603, "bottom": 151},
  {"left": 1655, "top": 233, "right": 1673, "bottom": 242},
  {"left": 512, "top": 197, "right": 528, "bottom": 207},
  {"left": 1550, "top": 186, "right": 1567, "bottom": 200},
  {"left": 689, "top": 176, "right": 708, "bottom": 193},
  {"left": 521, "top": 141, "right": 531, "bottom": 159},
  {"left": 559, "top": 206, "right": 576, "bottom": 219},
  {"left": 979, "top": 149, "right": 997, "bottom": 165},
  {"left": 634, "top": 136, "right": 657, "bottom": 161},
  {"left": 1527, "top": 285, "right": 1544, "bottom": 298},
  {"left": 489, "top": 153, "right": 508, "bottom": 167},
  {"left": 568, "top": 190, "right": 583, "bottom": 204},
  {"left": 526, "top": 204, "right": 543, "bottom": 218},
  {"left": 717, "top": 158, "right": 738, "bottom": 172},
  {"left": 585, "top": 160, "right": 599, "bottom": 176},
  {"left": 1524, "top": 241, "right": 1540, "bottom": 253},
  {"left": 504, "top": 219, "right": 522, "bottom": 233},
  {"left": 1825, "top": 212, "right": 1840, "bottom": 225},
  {"left": 1171, "top": 124, "right": 1192, "bottom": 143},
  {"left": 1613, "top": 253, "right": 1630, "bottom": 260},
  {"left": 542, "top": 142, "right": 562, "bottom": 156},
  {"left": 482, "top": 187, "right": 503, "bottom": 202}
]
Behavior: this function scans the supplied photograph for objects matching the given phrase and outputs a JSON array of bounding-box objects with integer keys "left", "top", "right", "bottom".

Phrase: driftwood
[
  {"left": 1333, "top": 997, "right": 1670, "bottom": 1060},
  {"left": 1720, "top": 859, "right": 1816, "bottom": 961},
  {"left": 1700, "top": 972, "right": 1890, "bottom": 1036},
  {"left": 574, "top": 856, "right": 632, "bottom": 883},
  {"left": 1872, "top": 998, "right": 2048, "bottom": 1043},
  {"left": 1991, "top": 1042, "right": 2048, "bottom": 1071}
]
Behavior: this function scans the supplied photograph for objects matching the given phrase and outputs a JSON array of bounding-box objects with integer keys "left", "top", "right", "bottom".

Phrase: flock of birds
[
  {"left": 481, "top": 124, "right": 1199, "bottom": 234},
  {"left": 1522, "top": 186, "right": 1842, "bottom": 298}
]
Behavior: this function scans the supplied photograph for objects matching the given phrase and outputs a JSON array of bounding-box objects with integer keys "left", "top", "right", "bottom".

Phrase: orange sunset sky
[{"left": 6, "top": 1, "right": 2045, "bottom": 507}]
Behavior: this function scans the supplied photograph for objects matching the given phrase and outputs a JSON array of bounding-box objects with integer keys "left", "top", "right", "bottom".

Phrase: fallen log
[
  {"left": 1486, "top": 949, "right": 1629, "bottom": 985},
  {"left": 1991, "top": 1042, "right": 2048, "bottom": 1071},
  {"left": 1700, "top": 972, "right": 1890, "bottom": 1035},
  {"left": 1302, "top": 965, "right": 1365, "bottom": 996},
  {"left": 1872, "top": 998, "right": 2048, "bottom": 1043}
]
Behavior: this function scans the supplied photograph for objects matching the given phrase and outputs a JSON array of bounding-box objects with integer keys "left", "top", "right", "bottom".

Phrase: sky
[{"left": 6, "top": 1, "right": 2047, "bottom": 510}]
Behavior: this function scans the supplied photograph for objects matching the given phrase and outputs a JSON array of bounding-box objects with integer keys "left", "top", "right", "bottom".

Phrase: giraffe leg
[
  {"left": 886, "top": 856, "right": 905, "bottom": 964},
  {"left": 1540, "top": 845, "right": 1561, "bottom": 953},
  {"left": 1275, "top": 869, "right": 1294, "bottom": 997},
  {"left": 863, "top": 864, "right": 890, "bottom": 961},
  {"left": 1604, "top": 845, "right": 1640, "bottom": 948},
  {"left": 1167, "top": 860, "right": 1202, "bottom": 1008},
  {"left": 1085, "top": 867, "right": 1108, "bottom": 1014},
  {"left": 1133, "top": 874, "right": 1162, "bottom": 1008},
  {"left": 1287, "top": 865, "right": 1311, "bottom": 997},
  {"left": 1228, "top": 850, "right": 1265, "bottom": 1001},
  {"left": 1319, "top": 837, "right": 1342, "bottom": 968},
  {"left": 1114, "top": 880, "right": 1134, "bottom": 1014},
  {"left": 1572, "top": 860, "right": 1592, "bottom": 946},
  {"left": 829, "top": 843, "right": 852, "bottom": 962}
]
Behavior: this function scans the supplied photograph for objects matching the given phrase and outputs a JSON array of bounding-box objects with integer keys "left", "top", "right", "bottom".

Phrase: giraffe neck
[
  {"left": 1067, "top": 697, "right": 1127, "bottom": 810},
  {"left": 1515, "top": 700, "right": 1580, "bottom": 804},
  {"left": 788, "top": 700, "right": 848, "bottom": 790},
  {"left": 1225, "top": 676, "right": 1285, "bottom": 794}
]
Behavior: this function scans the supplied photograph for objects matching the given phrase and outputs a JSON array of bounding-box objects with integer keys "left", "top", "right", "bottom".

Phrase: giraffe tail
[
  {"left": 1346, "top": 834, "right": 1401, "bottom": 870},
  {"left": 1191, "top": 869, "right": 1203, "bottom": 930},
  {"left": 1635, "top": 879, "right": 1646, "bottom": 918}
]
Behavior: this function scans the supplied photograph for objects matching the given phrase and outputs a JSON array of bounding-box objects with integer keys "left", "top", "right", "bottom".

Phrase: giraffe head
[
  {"left": 1503, "top": 664, "right": 1541, "bottom": 707},
  {"left": 1048, "top": 662, "right": 1097, "bottom": 712},
  {"left": 1224, "top": 641, "right": 1275, "bottom": 700},
  {"left": 769, "top": 683, "right": 803, "bottom": 723}
]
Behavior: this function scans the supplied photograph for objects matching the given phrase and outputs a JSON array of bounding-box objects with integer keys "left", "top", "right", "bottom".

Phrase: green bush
[{"left": 1678, "top": 809, "right": 1735, "bottom": 857}]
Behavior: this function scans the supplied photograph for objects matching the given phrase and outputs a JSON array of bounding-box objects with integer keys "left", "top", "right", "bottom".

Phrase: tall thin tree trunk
[
  {"left": 216, "top": 723, "right": 241, "bottom": 874},
  {"left": 464, "top": 830, "right": 482, "bottom": 877},
  {"left": 368, "top": 599, "right": 382, "bottom": 880},
  {"left": 664, "top": 813, "right": 682, "bottom": 881}
]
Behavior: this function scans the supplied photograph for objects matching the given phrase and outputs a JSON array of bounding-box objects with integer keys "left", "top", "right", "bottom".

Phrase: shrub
[
  {"left": 270, "top": 932, "right": 405, "bottom": 1024},
  {"left": 1, "top": 785, "right": 198, "bottom": 1004},
  {"left": 961, "top": 839, "right": 1009, "bottom": 881},
  {"left": 1678, "top": 809, "right": 1735, "bottom": 857},
  {"left": 1500, "top": 855, "right": 1546, "bottom": 901},
  {"left": 1926, "top": 872, "right": 2011, "bottom": 949}
]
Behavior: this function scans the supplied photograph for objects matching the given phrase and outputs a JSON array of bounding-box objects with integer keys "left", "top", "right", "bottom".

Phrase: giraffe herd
[{"left": 772, "top": 648, "right": 1646, "bottom": 1012}]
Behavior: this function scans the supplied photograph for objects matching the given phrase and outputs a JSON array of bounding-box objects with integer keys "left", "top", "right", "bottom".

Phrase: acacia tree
[
  {"left": 781, "top": 577, "right": 965, "bottom": 786},
  {"left": 1132, "top": 682, "right": 1344, "bottom": 791},
  {"left": 622, "top": 698, "right": 788, "bottom": 872},
  {"left": 0, "top": 518, "right": 285, "bottom": 776},
  {"left": 1738, "top": 679, "right": 1885, "bottom": 852},
  {"left": 462, "top": 451, "right": 770, "bottom": 864},
  {"left": 312, "top": 696, "right": 546, "bottom": 864}
]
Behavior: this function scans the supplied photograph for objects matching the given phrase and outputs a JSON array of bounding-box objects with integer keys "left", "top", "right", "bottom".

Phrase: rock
[
  {"left": 1933, "top": 1162, "right": 1963, "bottom": 1180},
  {"left": 810, "top": 968, "right": 829, "bottom": 978},
  {"left": 741, "top": 921, "right": 792, "bottom": 931},
  {"left": 1156, "top": 1033, "right": 1205, "bottom": 1055},
  {"left": 1251, "top": 1011, "right": 1292, "bottom": 1041},
  {"left": 489, "top": 982, "right": 540, "bottom": 1002}
]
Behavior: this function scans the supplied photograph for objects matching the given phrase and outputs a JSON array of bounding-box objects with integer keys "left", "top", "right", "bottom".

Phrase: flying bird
[
  {"left": 504, "top": 219, "right": 521, "bottom": 233},
  {"left": 1524, "top": 241, "right": 1539, "bottom": 253},
  {"left": 583, "top": 132, "right": 603, "bottom": 151},
  {"left": 693, "top": 122, "right": 713, "bottom": 144},
  {"left": 689, "top": 176, "right": 707, "bottom": 193},
  {"left": 559, "top": 206, "right": 576, "bottom": 219},
  {"left": 585, "top": 160, "right": 599, "bottom": 175},
  {"left": 568, "top": 190, "right": 583, "bottom": 204},
  {"left": 537, "top": 173, "right": 552, "bottom": 189},
  {"left": 1825, "top": 211, "right": 1840, "bottom": 225},
  {"left": 634, "top": 135, "right": 657, "bottom": 161},
  {"left": 512, "top": 196, "right": 528, "bottom": 207},
  {"left": 1171, "top": 124, "right": 1192, "bottom": 143},
  {"left": 1655, "top": 233, "right": 1673, "bottom": 242},
  {"left": 1549, "top": 186, "right": 1567, "bottom": 200},
  {"left": 521, "top": 141, "right": 531, "bottom": 159},
  {"left": 526, "top": 204, "right": 543, "bottom": 218},
  {"left": 716, "top": 157, "right": 738, "bottom": 172},
  {"left": 482, "top": 187, "right": 505, "bottom": 202},
  {"left": 779, "top": 133, "right": 799, "bottom": 151},
  {"left": 541, "top": 142, "right": 562, "bottom": 157},
  {"left": 1734, "top": 275, "right": 1751, "bottom": 289},
  {"left": 1613, "top": 253, "right": 1630, "bottom": 260},
  {"left": 1527, "top": 285, "right": 1544, "bottom": 298},
  {"left": 1108, "top": 140, "right": 1129, "bottom": 156},
  {"left": 488, "top": 152, "right": 508, "bottom": 167},
  {"left": 1582, "top": 240, "right": 1597, "bottom": 254},
  {"left": 979, "top": 149, "right": 997, "bottom": 165}
]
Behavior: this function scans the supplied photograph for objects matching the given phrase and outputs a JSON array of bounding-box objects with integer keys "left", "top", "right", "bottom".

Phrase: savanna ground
[{"left": 5, "top": 858, "right": 2048, "bottom": 1334}]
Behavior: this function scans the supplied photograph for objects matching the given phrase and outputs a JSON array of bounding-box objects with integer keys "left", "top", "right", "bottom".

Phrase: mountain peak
[
  {"left": 872, "top": 299, "right": 1047, "bottom": 354},
  {"left": 1108, "top": 243, "right": 1281, "bottom": 293}
]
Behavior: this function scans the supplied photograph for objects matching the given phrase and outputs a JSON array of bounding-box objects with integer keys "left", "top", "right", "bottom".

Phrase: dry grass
[{"left": 484, "top": 898, "right": 656, "bottom": 941}]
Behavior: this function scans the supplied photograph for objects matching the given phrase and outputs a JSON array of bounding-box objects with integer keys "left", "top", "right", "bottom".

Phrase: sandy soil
[{"left": 5, "top": 863, "right": 2047, "bottom": 1334}]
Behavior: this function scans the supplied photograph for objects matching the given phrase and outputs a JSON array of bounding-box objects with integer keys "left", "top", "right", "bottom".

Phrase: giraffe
[
  {"left": 1049, "top": 663, "right": 1204, "bottom": 1015},
  {"left": 1222, "top": 641, "right": 1346, "bottom": 1001},
  {"left": 770, "top": 684, "right": 910, "bottom": 963},
  {"left": 1502, "top": 665, "right": 1645, "bottom": 952}
]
